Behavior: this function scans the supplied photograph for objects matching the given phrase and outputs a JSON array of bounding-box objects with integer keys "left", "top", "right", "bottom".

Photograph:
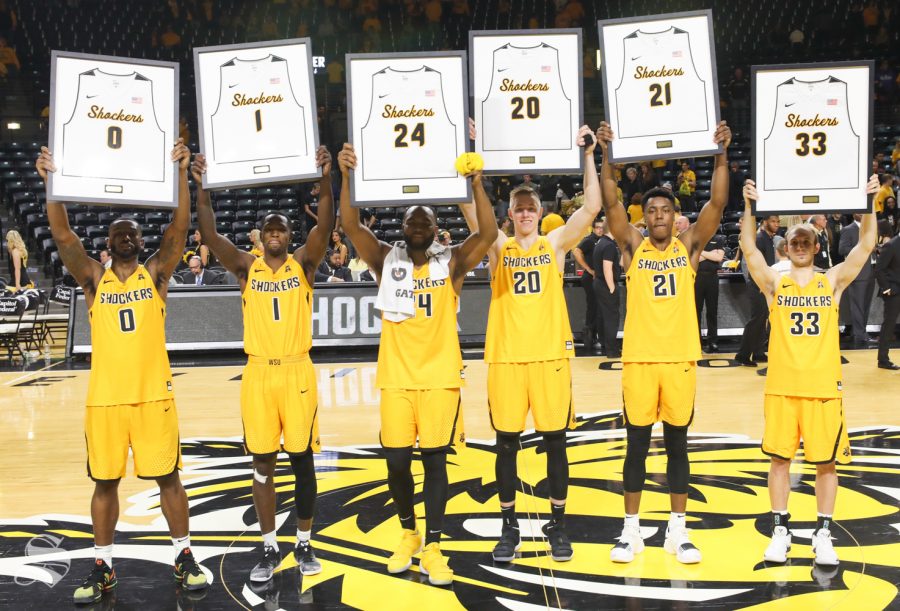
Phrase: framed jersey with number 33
[{"left": 48, "top": 51, "right": 179, "bottom": 208}]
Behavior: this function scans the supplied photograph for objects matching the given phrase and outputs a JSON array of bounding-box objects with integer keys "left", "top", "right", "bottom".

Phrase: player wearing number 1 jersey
[
  {"left": 740, "top": 176, "right": 878, "bottom": 567},
  {"left": 460, "top": 124, "right": 602, "bottom": 564},
  {"left": 598, "top": 120, "right": 731, "bottom": 566},
  {"left": 36, "top": 141, "right": 208, "bottom": 605},
  {"left": 192, "top": 147, "right": 333, "bottom": 583}
]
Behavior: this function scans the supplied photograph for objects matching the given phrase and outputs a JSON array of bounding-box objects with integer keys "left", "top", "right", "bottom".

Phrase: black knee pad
[
  {"left": 543, "top": 432, "right": 569, "bottom": 501},
  {"left": 663, "top": 422, "right": 690, "bottom": 494},
  {"left": 623, "top": 426, "right": 652, "bottom": 493},
  {"left": 421, "top": 448, "right": 448, "bottom": 485},
  {"left": 288, "top": 451, "right": 317, "bottom": 521},
  {"left": 495, "top": 432, "right": 520, "bottom": 504},
  {"left": 383, "top": 447, "right": 413, "bottom": 475}
]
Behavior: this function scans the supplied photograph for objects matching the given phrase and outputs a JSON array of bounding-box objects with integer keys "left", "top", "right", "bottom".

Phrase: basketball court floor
[{"left": 1, "top": 349, "right": 898, "bottom": 609}]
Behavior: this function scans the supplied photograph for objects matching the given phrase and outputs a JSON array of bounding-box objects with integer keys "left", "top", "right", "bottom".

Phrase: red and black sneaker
[
  {"left": 73, "top": 559, "right": 117, "bottom": 605},
  {"left": 174, "top": 547, "right": 209, "bottom": 591}
]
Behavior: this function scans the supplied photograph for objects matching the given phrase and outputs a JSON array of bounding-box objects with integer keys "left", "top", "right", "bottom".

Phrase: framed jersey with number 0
[
  {"left": 470, "top": 29, "right": 584, "bottom": 175},
  {"left": 752, "top": 61, "right": 874, "bottom": 215},
  {"left": 48, "top": 51, "right": 179, "bottom": 208},
  {"left": 347, "top": 51, "right": 471, "bottom": 207},
  {"left": 598, "top": 10, "right": 722, "bottom": 163},
  {"left": 194, "top": 38, "right": 321, "bottom": 190}
]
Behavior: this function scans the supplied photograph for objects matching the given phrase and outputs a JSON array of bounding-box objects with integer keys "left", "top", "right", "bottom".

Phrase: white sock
[
  {"left": 624, "top": 513, "right": 639, "bottom": 528},
  {"left": 262, "top": 530, "right": 278, "bottom": 550},
  {"left": 669, "top": 512, "right": 686, "bottom": 529},
  {"left": 297, "top": 529, "right": 311, "bottom": 544},
  {"left": 95, "top": 544, "right": 113, "bottom": 567},
  {"left": 172, "top": 535, "right": 191, "bottom": 554}
]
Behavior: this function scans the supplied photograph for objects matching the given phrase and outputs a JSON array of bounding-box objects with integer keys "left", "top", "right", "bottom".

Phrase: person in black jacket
[
  {"left": 573, "top": 218, "right": 604, "bottom": 347},
  {"left": 839, "top": 214, "right": 877, "bottom": 346},
  {"left": 696, "top": 234, "right": 725, "bottom": 352},
  {"left": 735, "top": 215, "right": 779, "bottom": 366},
  {"left": 315, "top": 249, "right": 352, "bottom": 283},
  {"left": 591, "top": 223, "right": 622, "bottom": 358},
  {"left": 875, "top": 232, "right": 900, "bottom": 369}
]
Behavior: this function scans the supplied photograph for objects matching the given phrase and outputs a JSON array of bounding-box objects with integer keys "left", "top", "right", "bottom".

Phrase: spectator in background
[
  {"left": 591, "top": 220, "right": 621, "bottom": 358},
  {"left": 728, "top": 160, "right": 747, "bottom": 210},
  {"left": 249, "top": 229, "right": 263, "bottom": 257},
  {"left": 828, "top": 214, "right": 845, "bottom": 265},
  {"left": 0, "top": 35, "right": 19, "bottom": 77},
  {"left": 619, "top": 166, "right": 641, "bottom": 205},
  {"left": 0, "top": 1, "right": 17, "bottom": 39},
  {"left": 676, "top": 162, "right": 696, "bottom": 211},
  {"left": 674, "top": 215, "right": 690, "bottom": 236},
  {"left": 726, "top": 67, "right": 750, "bottom": 127},
  {"left": 696, "top": 232, "right": 725, "bottom": 352},
  {"left": 808, "top": 215, "right": 832, "bottom": 269},
  {"left": 891, "top": 139, "right": 900, "bottom": 174},
  {"left": 873, "top": 173, "right": 895, "bottom": 214},
  {"left": 182, "top": 256, "right": 216, "bottom": 285},
  {"left": 99, "top": 248, "right": 112, "bottom": 269},
  {"left": 573, "top": 218, "right": 604, "bottom": 348},
  {"left": 771, "top": 238, "right": 791, "bottom": 273},
  {"left": 499, "top": 217, "right": 513, "bottom": 237},
  {"left": 438, "top": 230, "right": 451, "bottom": 247},
  {"left": 875, "top": 228, "right": 900, "bottom": 369},
  {"left": 302, "top": 181, "right": 321, "bottom": 235},
  {"left": 627, "top": 192, "right": 643, "bottom": 224},
  {"left": 5, "top": 230, "right": 32, "bottom": 292},
  {"left": 788, "top": 26, "right": 805, "bottom": 49},
  {"left": 160, "top": 23, "right": 182, "bottom": 48},
  {"left": 520, "top": 174, "right": 539, "bottom": 191},
  {"left": 540, "top": 202, "right": 565, "bottom": 235},
  {"left": 329, "top": 230, "right": 348, "bottom": 265},
  {"left": 839, "top": 213, "right": 877, "bottom": 347},
  {"left": 316, "top": 249, "right": 351, "bottom": 283},
  {"left": 186, "top": 228, "right": 213, "bottom": 268},
  {"left": 735, "top": 214, "right": 779, "bottom": 366},
  {"left": 880, "top": 196, "right": 898, "bottom": 235},
  {"left": 863, "top": 0, "right": 880, "bottom": 33},
  {"left": 639, "top": 163, "right": 659, "bottom": 190}
]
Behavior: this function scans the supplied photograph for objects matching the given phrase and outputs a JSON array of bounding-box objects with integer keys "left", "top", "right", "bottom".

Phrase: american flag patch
[
  {"left": 827, "top": 98, "right": 838, "bottom": 105},
  {"left": 672, "top": 50, "right": 683, "bottom": 57},
  {"left": 425, "top": 89, "right": 435, "bottom": 97},
  {"left": 131, "top": 97, "right": 143, "bottom": 104},
  {"left": 270, "top": 77, "right": 280, "bottom": 84},
  {"left": 541, "top": 65, "right": 551, "bottom": 72}
]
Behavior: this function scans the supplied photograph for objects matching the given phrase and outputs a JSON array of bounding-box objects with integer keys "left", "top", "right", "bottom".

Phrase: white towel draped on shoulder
[{"left": 375, "top": 241, "right": 450, "bottom": 322}]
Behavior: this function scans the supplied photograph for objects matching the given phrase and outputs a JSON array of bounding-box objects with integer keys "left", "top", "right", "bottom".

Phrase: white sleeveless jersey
[
  {"left": 62, "top": 69, "right": 165, "bottom": 182},
  {"left": 360, "top": 66, "right": 458, "bottom": 181},
  {"left": 763, "top": 77, "right": 859, "bottom": 191},
  {"left": 614, "top": 27, "right": 708, "bottom": 139},
  {"left": 210, "top": 55, "right": 308, "bottom": 164},
  {"left": 480, "top": 43, "right": 572, "bottom": 152}
]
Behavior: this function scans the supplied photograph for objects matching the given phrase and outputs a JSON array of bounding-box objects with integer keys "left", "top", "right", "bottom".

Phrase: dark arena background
[{"left": 1, "top": 0, "right": 899, "bottom": 609}]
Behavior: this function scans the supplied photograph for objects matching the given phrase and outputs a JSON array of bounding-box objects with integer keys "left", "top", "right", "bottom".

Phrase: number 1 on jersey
[
  {"left": 255, "top": 109, "right": 262, "bottom": 132},
  {"left": 272, "top": 296, "right": 280, "bottom": 321}
]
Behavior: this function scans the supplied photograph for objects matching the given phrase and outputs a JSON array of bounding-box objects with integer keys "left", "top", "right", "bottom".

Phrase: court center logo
[{"left": 0, "top": 413, "right": 897, "bottom": 609}]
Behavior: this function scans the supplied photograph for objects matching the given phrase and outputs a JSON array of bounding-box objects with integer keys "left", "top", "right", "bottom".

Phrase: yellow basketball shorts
[
  {"left": 487, "top": 359, "right": 575, "bottom": 434},
  {"left": 622, "top": 362, "right": 696, "bottom": 428},
  {"left": 380, "top": 388, "right": 464, "bottom": 450},
  {"left": 762, "top": 395, "right": 851, "bottom": 464},
  {"left": 241, "top": 355, "right": 320, "bottom": 456},
  {"left": 84, "top": 398, "right": 182, "bottom": 481}
]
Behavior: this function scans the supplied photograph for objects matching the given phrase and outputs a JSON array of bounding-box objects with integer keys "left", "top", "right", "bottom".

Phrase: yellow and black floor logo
[{"left": 0, "top": 413, "right": 898, "bottom": 609}]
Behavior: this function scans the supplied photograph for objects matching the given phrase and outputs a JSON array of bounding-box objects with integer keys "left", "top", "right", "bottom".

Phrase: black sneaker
[
  {"left": 492, "top": 526, "right": 521, "bottom": 562},
  {"left": 174, "top": 547, "right": 209, "bottom": 591},
  {"left": 294, "top": 540, "right": 323, "bottom": 576},
  {"left": 73, "top": 559, "right": 117, "bottom": 605},
  {"left": 250, "top": 545, "right": 280, "bottom": 582},
  {"left": 542, "top": 521, "right": 573, "bottom": 562}
]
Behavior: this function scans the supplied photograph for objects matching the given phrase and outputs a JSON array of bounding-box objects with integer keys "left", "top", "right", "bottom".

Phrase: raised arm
[
  {"left": 191, "top": 153, "right": 254, "bottom": 282},
  {"left": 145, "top": 139, "right": 191, "bottom": 294},
  {"left": 683, "top": 121, "right": 732, "bottom": 261},
  {"left": 459, "top": 118, "right": 505, "bottom": 267},
  {"left": 828, "top": 175, "right": 880, "bottom": 293},
  {"left": 337, "top": 143, "right": 391, "bottom": 279},
  {"left": 548, "top": 126, "right": 602, "bottom": 258},
  {"left": 35, "top": 147, "right": 103, "bottom": 301},
  {"left": 597, "top": 122, "right": 643, "bottom": 261},
  {"left": 296, "top": 146, "right": 335, "bottom": 283},
  {"left": 450, "top": 171, "right": 498, "bottom": 288},
  {"left": 739, "top": 180, "right": 779, "bottom": 298}
]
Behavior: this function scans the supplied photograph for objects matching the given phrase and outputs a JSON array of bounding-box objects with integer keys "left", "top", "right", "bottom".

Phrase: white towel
[{"left": 375, "top": 241, "right": 450, "bottom": 322}]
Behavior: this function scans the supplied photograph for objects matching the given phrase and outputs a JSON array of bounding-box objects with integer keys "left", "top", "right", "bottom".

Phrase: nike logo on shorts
[{"left": 301, "top": 389, "right": 309, "bottom": 394}]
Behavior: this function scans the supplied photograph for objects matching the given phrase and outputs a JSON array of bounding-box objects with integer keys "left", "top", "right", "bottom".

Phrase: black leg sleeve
[
  {"left": 384, "top": 447, "right": 415, "bottom": 526},
  {"left": 544, "top": 432, "right": 569, "bottom": 501},
  {"left": 623, "top": 426, "right": 652, "bottom": 493},
  {"left": 421, "top": 449, "right": 449, "bottom": 545},
  {"left": 495, "top": 432, "right": 521, "bottom": 504},
  {"left": 663, "top": 422, "right": 690, "bottom": 495},
  {"left": 288, "top": 451, "right": 317, "bottom": 521}
]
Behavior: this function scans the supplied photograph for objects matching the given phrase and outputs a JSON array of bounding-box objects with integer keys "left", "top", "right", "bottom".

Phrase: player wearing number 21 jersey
[
  {"left": 193, "top": 146, "right": 334, "bottom": 582},
  {"left": 740, "top": 176, "right": 879, "bottom": 568},
  {"left": 460, "top": 124, "right": 601, "bottom": 564}
]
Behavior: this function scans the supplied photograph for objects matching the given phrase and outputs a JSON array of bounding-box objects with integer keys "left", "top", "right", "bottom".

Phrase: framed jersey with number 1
[
  {"left": 48, "top": 51, "right": 179, "bottom": 208},
  {"left": 470, "top": 29, "right": 584, "bottom": 175},
  {"left": 598, "top": 10, "right": 722, "bottom": 163},
  {"left": 194, "top": 38, "right": 321, "bottom": 190}
]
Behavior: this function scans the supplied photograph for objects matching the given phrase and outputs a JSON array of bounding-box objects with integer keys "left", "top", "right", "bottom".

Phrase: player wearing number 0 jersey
[
  {"left": 36, "top": 142, "right": 208, "bottom": 604},
  {"left": 62, "top": 69, "right": 166, "bottom": 182},
  {"left": 740, "top": 176, "right": 879, "bottom": 567},
  {"left": 460, "top": 124, "right": 601, "bottom": 564},
  {"left": 192, "top": 147, "right": 334, "bottom": 582},
  {"left": 338, "top": 142, "right": 496, "bottom": 586},
  {"left": 598, "top": 120, "right": 731, "bottom": 566}
]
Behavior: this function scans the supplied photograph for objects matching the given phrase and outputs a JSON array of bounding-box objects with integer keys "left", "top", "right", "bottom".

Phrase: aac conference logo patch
[{"left": 0, "top": 413, "right": 898, "bottom": 609}]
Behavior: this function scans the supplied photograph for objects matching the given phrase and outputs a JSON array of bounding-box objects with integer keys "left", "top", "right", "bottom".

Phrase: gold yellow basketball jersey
[
  {"left": 623, "top": 237, "right": 700, "bottom": 362},
  {"left": 242, "top": 256, "right": 313, "bottom": 358},
  {"left": 485, "top": 236, "right": 574, "bottom": 363},
  {"left": 377, "top": 262, "right": 464, "bottom": 389},
  {"left": 86, "top": 265, "right": 173, "bottom": 406},
  {"left": 765, "top": 273, "right": 842, "bottom": 398}
]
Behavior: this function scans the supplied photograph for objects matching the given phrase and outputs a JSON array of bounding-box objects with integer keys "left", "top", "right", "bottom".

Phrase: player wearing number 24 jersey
[
  {"left": 36, "top": 141, "right": 209, "bottom": 603},
  {"left": 192, "top": 146, "right": 334, "bottom": 582},
  {"left": 460, "top": 122, "right": 602, "bottom": 564},
  {"left": 599, "top": 120, "right": 732, "bottom": 566},
  {"left": 740, "top": 176, "right": 879, "bottom": 567}
]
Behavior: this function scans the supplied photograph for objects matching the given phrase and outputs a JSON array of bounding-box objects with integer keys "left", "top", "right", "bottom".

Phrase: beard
[
  {"left": 404, "top": 233, "right": 435, "bottom": 251},
  {"left": 110, "top": 242, "right": 139, "bottom": 261}
]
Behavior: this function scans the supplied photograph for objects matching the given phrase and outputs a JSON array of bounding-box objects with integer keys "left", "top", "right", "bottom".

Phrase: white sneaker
[
  {"left": 664, "top": 524, "right": 702, "bottom": 564},
  {"left": 763, "top": 526, "right": 792, "bottom": 563},
  {"left": 812, "top": 528, "right": 839, "bottom": 566},
  {"left": 610, "top": 524, "right": 644, "bottom": 563}
]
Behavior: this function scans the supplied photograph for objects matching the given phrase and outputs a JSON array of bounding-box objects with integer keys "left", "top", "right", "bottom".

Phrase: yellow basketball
[{"left": 455, "top": 152, "right": 484, "bottom": 175}]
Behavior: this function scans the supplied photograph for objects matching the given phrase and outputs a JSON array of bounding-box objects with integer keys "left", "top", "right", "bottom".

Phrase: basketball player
[
  {"left": 459, "top": 124, "right": 601, "bottom": 563},
  {"left": 35, "top": 140, "right": 208, "bottom": 604},
  {"left": 190, "top": 146, "right": 333, "bottom": 582},
  {"left": 598, "top": 120, "right": 732, "bottom": 565},
  {"left": 741, "top": 176, "right": 879, "bottom": 566},
  {"left": 336, "top": 142, "right": 497, "bottom": 586}
]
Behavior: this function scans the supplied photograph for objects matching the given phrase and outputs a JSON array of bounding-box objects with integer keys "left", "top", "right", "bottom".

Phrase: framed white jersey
[
  {"left": 753, "top": 61, "right": 874, "bottom": 215},
  {"left": 599, "top": 10, "right": 722, "bottom": 163},
  {"left": 347, "top": 52, "right": 471, "bottom": 208},
  {"left": 194, "top": 39, "right": 321, "bottom": 190},
  {"left": 470, "top": 29, "right": 584, "bottom": 176},
  {"left": 48, "top": 51, "right": 178, "bottom": 208}
]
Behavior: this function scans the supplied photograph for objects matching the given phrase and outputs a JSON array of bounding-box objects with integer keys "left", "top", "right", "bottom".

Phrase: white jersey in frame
[
  {"left": 210, "top": 55, "right": 308, "bottom": 164},
  {"left": 62, "top": 69, "right": 165, "bottom": 182},
  {"left": 360, "top": 66, "right": 458, "bottom": 181},
  {"left": 480, "top": 42, "right": 572, "bottom": 152},
  {"left": 614, "top": 27, "right": 708, "bottom": 139},
  {"left": 763, "top": 76, "right": 859, "bottom": 191}
]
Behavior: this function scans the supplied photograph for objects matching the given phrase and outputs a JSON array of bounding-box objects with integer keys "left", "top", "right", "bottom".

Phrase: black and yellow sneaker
[
  {"left": 174, "top": 547, "right": 209, "bottom": 591},
  {"left": 73, "top": 559, "right": 117, "bottom": 605}
]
